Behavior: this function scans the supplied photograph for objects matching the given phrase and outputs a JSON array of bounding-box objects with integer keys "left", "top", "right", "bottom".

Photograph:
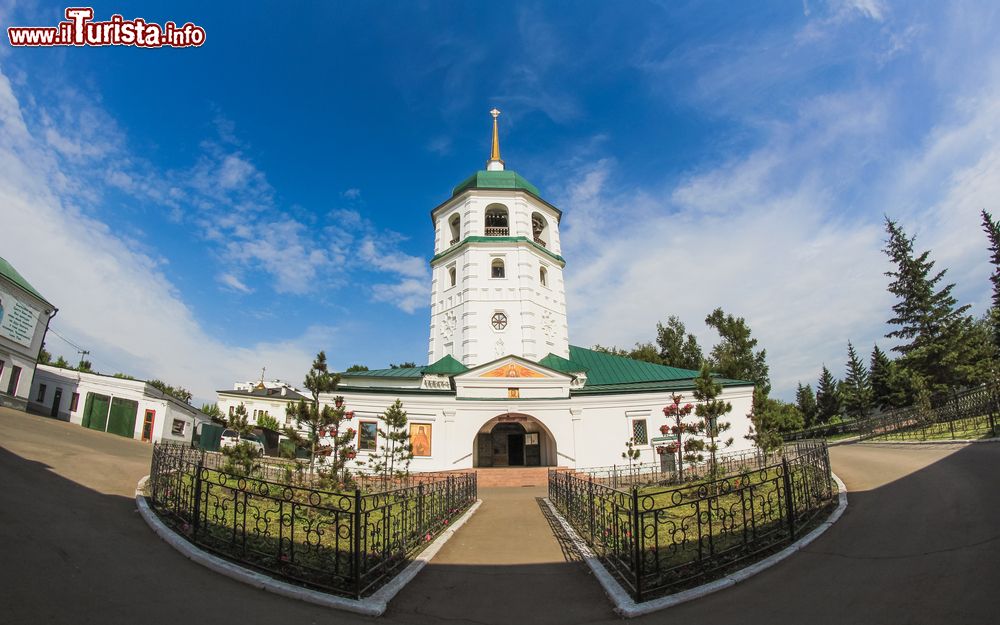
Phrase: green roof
[
  {"left": 0, "top": 256, "right": 53, "bottom": 307},
  {"left": 340, "top": 367, "right": 424, "bottom": 379},
  {"left": 422, "top": 354, "right": 469, "bottom": 375},
  {"left": 537, "top": 352, "right": 588, "bottom": 374},
  {"left": 563, "top": 345, "right": 705, "bottom": 386},
  {"left": 431, "top": 236, "right": 566, "bottom": 265},
  {"left": 452, "top": 170, "right": 542, "bottom": 198}
]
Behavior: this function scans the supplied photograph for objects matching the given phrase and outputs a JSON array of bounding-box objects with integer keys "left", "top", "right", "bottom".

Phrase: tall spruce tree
[
  {"left": 842, "top": 342, "right": 872, "bottom": 420},
  {"left": 795, "top": 383, "right": 818, "bottom": 427},
  {"left": 883, "top": 218, "right": 977, "bottom": 400},
  {"left": 705, "top": 308, "right": 771, "bottom": 445},
  {"left": 981, "top": 210, "right": 1000, "bottom": 353},
  {"left": 815, "top": 366, "right": 841, "bottom": 423},
  {"left": 869, "top": 345, "right": 895, "bottom": 411},
  {"left": 656, "top": 316, "right": 703, "bottom": 370}
]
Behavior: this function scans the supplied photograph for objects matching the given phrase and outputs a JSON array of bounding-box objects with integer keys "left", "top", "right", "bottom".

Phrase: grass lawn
[
  {"left": 871, "top": 415, "right": 997, "bottom": 442},
  {"left": 150, "top": 466, "right": 469, "bottom": 595}
]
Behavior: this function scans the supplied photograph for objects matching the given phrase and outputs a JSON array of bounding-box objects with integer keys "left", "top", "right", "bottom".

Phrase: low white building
[
  {"left": 0, "top": 256, "right": 57, "bottom": 411},
  {"left": 216, "top": 379, "right": 308, "bottom": 428},
  {"left": 28, "top": 365, "right": 211, "bottom": 444},
  {"left": 230, "top": 112, "right": 757, "bottom": 472}
]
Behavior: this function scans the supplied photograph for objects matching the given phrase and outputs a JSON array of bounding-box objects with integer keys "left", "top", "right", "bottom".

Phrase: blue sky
[{"left": 2, "top": 1, "right": 999, "bottom": 403}]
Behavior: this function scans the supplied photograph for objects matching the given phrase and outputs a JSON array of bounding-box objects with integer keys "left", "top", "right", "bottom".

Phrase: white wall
[{"left": 428, "top": 190, "right": 569, "bottom": 367}]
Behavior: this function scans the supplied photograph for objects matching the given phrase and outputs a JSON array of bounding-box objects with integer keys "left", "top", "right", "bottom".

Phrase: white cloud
[
  {"left": 0, "top": 69, "right": 332, "bottom": 404},
  {"left": 342, "top": 187, "right": 361, "bottom": 199},
  {"left": 217, "top": 272, "right": 254, "bottom": 294}
]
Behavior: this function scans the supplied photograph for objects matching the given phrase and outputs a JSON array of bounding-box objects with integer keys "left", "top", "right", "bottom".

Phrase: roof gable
[
  {"left": 0, "top": 256, "right": 54, "bottom": 307},
  {"left": 456, "top": 354, "right": 573, "bottom": 381},
  {"left": 422, "top": 354, "right": 469, "bottom": 375}
]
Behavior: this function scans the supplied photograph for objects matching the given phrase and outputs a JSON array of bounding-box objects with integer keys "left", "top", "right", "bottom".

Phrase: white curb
[
  {"left": 544, "top": 471, "right": 848, "bottom": 618},
  {"left": 135, "top": 476, "right": 481, "bottom": 617}
]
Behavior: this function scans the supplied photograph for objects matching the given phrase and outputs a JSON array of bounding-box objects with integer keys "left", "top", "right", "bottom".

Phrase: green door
[
  {"left": 83, "top": 393, "right": 111, "bottom": 432},
  {"left": 107, "top": 397, "right": 139, "bottom": 438}
]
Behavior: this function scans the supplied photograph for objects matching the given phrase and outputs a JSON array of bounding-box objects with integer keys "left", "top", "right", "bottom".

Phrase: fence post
[
  {"left": 353, "top": 488, "right": 362, "bottom": 600},
  {"left": 782, "top": 457, "right": 795, "bottom": 541},
  {"left": 192, "top": 457, "right": 204, "bottom": 538},
  {"left": 418, "top": 483, "right": 425, "bottom": 532},
  {"left": 631, "top": 486, "right": 642, "bottom": 603},
  {"left": 588, "top": 476, "right": 595, "bottom": 539}
]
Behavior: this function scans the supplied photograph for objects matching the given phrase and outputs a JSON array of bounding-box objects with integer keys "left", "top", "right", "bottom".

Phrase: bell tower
[{"left": 427, "top": 109, "right": 570, "bottom": 367}]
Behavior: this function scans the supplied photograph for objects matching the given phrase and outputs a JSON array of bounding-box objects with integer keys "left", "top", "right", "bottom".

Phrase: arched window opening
[
  {"left": 485, "top": 204, "right": 509, "bottom": 237},
  {"left": 449, "top": 214, "right": 461, "bottom": 246},
  {"left": 539, "top": 266, "right": 548, "bottom": 287},
  {"left": 449, "top": 266, "right": 457, "bottom": 287},
  {"left": 531, "top": 212, "right": 549, "bottom": 247},
  {"left": 491, "top": 258, "right": 505, "bottom": 279}
]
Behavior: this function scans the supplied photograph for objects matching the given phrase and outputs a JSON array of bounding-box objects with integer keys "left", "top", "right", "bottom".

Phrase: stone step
[{"left": 473, "top": 467, "right": 560, "bottom": 488}]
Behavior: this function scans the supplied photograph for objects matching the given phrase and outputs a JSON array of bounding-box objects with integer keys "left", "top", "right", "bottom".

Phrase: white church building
[{"left": 230, "top": 111, "right": 756, "bottom": 471}]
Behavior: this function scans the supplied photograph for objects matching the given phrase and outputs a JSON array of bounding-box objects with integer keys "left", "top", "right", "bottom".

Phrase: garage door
[
  {"left": 82, "top": 393, "right": 111, "bottom": 432},
  {"left": 106, "top": 397, "right": 138, "bottom": 438}
]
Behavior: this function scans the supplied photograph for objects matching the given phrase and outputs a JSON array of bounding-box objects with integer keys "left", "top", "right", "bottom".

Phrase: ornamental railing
[
  {"left": 484, "top": 226, "right": 509, "bottom": 236},
  {"left": 147, "top": 443, "right": 476, "bottom": 599},
  {"left": 574, "top": 446, "right": 787, "bottom": 490},
  {"left": 857, "top": 384, "right": 999, "bottom": 442},
  {"left": 548, "top": 440, "right": 834, "bottom": 602}
]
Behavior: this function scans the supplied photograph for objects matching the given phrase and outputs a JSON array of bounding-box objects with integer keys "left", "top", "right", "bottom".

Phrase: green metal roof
[
  {"left": 563, "top": 345, "right": 704, "bottom": 386},
  {"left": 340, "top": 366, "right": 424, "bottom": 379},
  {"left": 430, "top": 236, "right": 566, "bottom": 265},
  {"left": 0, "top": 256, "right": 53, "bottom": 307},
  {"left": 452, "top": 170, "right": 542, "bottom": 198},
  {"left": 422, "top": 354, "right": 469, "bottom": 375},
  {"left": 571, "top": 378, "right": 749, "bottom": 396},
  {"left": 537, "top": 352, "right": 588, "bottom": 374}
]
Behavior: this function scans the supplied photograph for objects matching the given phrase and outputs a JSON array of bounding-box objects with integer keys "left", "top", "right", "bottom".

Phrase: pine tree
[
  {"left": 883, "top": 218, "right": 977, "bottom": 400},
  {"left": 367, "top": 399, "right": 413, "bottom": 486},
  {"left": 286, "top": 351, "right": 347, "bottom": 473},
  {"left": 226, "top": 402, "right": 252, "bottom": 434},
  {"left": 656, "top": 316, "right": 703, "bottom": 369},
  {"left": 842, "top": 342, "right": 872, "bottom": 420},
  {"left": 815, "top": 366, "right": 841, "bottom": 424},
  {"left": 704, "top": 308, "right": 770, "bottom": 395},
  {"left": 693, "top": 364, "right": 733, "bottom": 479},
  {"left": 795, "top": 383, "right": 818, "bottom": 427},
  {"left": 869, "top": 345, "right": 894, "bottom": 412}
]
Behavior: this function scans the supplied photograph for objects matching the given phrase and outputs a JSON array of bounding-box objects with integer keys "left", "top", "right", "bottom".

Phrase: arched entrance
[{"left": 474, "top": 414, "right": 556, "bottom": 467}]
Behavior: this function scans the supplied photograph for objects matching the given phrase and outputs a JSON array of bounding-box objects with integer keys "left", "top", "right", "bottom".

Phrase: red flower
[{"left": 659, "top": 424, "right": 671, "bottom": 435}]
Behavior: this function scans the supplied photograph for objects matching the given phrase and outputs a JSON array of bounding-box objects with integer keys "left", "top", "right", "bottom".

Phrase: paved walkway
[{"left": 2, "top": 407, "right": 999, "bottom": 624}]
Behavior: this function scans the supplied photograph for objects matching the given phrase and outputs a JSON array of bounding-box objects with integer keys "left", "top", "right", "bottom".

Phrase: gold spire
[{"left": 487, "top": 108, "right": 504, "bottom": 170}]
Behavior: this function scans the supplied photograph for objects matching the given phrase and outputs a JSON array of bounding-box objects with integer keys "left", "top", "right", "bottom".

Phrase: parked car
[{"left": 219, "top": 429, "right": 265, "bottom": 456}]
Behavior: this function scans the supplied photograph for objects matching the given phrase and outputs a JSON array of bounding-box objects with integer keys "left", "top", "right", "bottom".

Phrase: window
[
  {"left": 491, "top": 258, "right": 505, "bottom": 279},
  {"left": 6, "top": 366, "right": 21, "bottom": 396},
  {"left": 36, "top": 384, "right": 46, "bottom": 403},
  {"left": 141, "top": 410, "right": 155, "bottom": 443},
  {"left": 491, "top": 312, "right": 508, "bottom": 330},
  {"left": 507, "top": 388, "right": 520, "bottom": 398},
  {"left": 449, "top": 214, "right": 461, "bottom": 245},
  {"left": 539, "top": 266, "right": 548, "bottom": 287},
  {"left": 171, "top": 419, "right": 186, "bottom": 437},
  {"left": 359, "top": 421, "right": 377, "bottom": 451},
  {"left": 229, "top": 405, "right": 235, "bottom": 417},
  {"left": 632, "top": 419, "right": 648, "bottom": 445},
  {"left": 449, "top": 266, "right": 457, "bottom": 287},
  {"left": 70, "top": 392, "right": 80, "bottom": 412}
]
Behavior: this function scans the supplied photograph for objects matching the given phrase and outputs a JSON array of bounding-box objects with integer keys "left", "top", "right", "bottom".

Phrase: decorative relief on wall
[{"left": 481, "top": 363, "right": 546, "bottom": 378}]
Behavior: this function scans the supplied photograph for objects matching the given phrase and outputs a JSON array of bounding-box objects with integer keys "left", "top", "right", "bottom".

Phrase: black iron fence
[
  {"left": 858, "top": 384, "right": 999, "bottom": 442},
  {"left": 574, "top": 446, "right": 788, "bottom": 490},
  {"left": 549, "top": 440, "right": 835, "bottom": 602},
  {"left": 782, "top": 418, "right": 861, "bottom": 441},
  {"left": 147, "top": 443, "right": 477, "bottom": 599}
]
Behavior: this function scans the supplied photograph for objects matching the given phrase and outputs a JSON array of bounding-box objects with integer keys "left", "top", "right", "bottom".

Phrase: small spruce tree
[
  {"left": 816, "top": 366, "right": 841, "bottom": 424},
  {"left": 842, "top": 342, "right": 873, "bottom": 420},
  {"left": 367, "top": 399, "right": 413, "bottom": 486},
  {"left": 693, "top": 364, "right": 733, "bottom": 479}
]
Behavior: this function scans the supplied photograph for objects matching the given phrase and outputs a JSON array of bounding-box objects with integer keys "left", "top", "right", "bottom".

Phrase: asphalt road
[{"left": 1, "top": 407, "right": 998, "bottom": 624}]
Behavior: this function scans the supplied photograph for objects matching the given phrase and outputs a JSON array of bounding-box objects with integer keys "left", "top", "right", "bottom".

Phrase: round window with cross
[{"left": 491, "top": 312, "right": 508, "bottom": 331}]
